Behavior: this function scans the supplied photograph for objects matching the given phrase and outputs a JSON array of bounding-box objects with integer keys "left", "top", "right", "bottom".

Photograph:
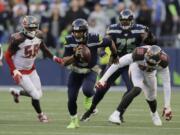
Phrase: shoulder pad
[
  {"left": 36, "top": 30, "right": 44, "bottom": 39},
  {"left": 10, "top": 32, "right": 26, "bottom": 45},
  {"left": 132, "top": 47, "right": 147, "bottom": 61},
  {"left": 159, "top": 52, "right": 169, "bottom": 68},
  {"left": 65, "top": 35, "right": 74, "bottom": 43},
  {"left": 135, "top": 24, "right": 147, "bottom": 29},
  {"left": 64, "top": 35, "right": 77, "bottom": 47},
  {"left": 89, "top": 33, "right": 99, "bottom": 39},
  {"left": 107, "top": 24, "right": 119, "bottom": 30},
  {"left": 106, "top": 24, "right": 122, "bottom": 34}
]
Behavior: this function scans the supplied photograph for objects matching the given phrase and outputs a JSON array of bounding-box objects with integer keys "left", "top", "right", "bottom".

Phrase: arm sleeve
[
  {"left": 4, "top": 36, "right": 18, "bottom": 72},
  {"left": 158, "top": 67, "right": 171, "bottom": 108},
  {"left": 99, "top": 53, "right": 133, "bottom": 82}
]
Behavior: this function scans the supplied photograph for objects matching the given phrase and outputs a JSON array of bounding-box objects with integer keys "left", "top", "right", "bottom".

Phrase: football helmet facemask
[
  {"left": 119, "top": 9, "right": 134, "bottom": 30},
  {"left": 145, "top": 45, "right": 162, "bottom": 66},
  {"left": 72, "top": 18, "right": 88, "bottom": 44},
  {"left": 22, "top": 16, "right": 39, "bottom": 38}
]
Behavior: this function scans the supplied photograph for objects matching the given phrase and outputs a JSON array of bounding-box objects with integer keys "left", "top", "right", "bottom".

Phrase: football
[{"left": 79, "top": 44, "right": 91, "bottom": 63}]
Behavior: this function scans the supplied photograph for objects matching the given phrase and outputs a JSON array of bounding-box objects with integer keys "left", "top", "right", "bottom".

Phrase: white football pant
[
  {"left": 129, "top": 63, "right": 157, "bottom": 101},
  {"left": 19, "top": 70, "right": 42, "bottom": 100}
]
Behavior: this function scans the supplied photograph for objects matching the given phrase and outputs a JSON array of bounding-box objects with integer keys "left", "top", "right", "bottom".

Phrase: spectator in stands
[
  {"left": 88, "top": 2, "right": 110, "bottom": 36},
  {"left": 49, "top": 6, "right": 65, "bottom": 45},
  {"left": 0, "top": 1, "right": 12, "bottom": 43},
  {"left": 151, "top": 0, "right": 166, "bottom": 38},
  {"left": 136, "top": 0, "right": 152, "bottom": 28},
  {"left": 162, "top": 0, "right": 180, "bottom": 35},
  {"left": 65, "top": 0, "right": 88, "bottom": 28},
  {"left": 12, "top": 1, "right": 27, "bottom": 32},
  {"left": 79, "top": 0, "right": 90, "bottom": 16},
  {"left": 41, "top": 23, "right": 56, "bottom": 49},
  {"left": 103, "top": 0, "right": 118, "bottom": 24}
]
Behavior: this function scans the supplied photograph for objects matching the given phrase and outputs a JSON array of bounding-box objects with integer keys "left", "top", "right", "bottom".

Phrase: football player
[
  {"left": 62, "top": 18, "right": 118, "bottom": 128},
  {"left": 0, "top": 44, "right": 3, "bottom": 66},
  {"left": 80, "top": 9, "right": 157, "bottom": 123},
  {"left": 5, "top": 16, "right": 63, "bottom": 123},
  {"left": 95, "top": 45, "right": 172, "bottom": 126}
]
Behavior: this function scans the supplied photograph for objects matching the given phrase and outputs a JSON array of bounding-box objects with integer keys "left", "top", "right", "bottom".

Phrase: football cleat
[
  {"left": 151, "top": 111, "right": 162, "bottom": 126},
  {"left": 67, "top": 115, "right": 80, "bottom": 129},
  {"left": 10, "top": 88, "right": 20, "bottom": 103},
  {"left": 38, "top": 113, "right": 49, "bottom": 123},
  {"left": 80, "top": 108, "right": 98, "bottom": 122},
  {"left": 108, "top": 110, "right": 121, "bottom": 125},
  {"left": 92, "top": 108, "right": 98, "bottom": 116},
  {"left": 80, "top": 110, "right": 93, "bottom": 122}
]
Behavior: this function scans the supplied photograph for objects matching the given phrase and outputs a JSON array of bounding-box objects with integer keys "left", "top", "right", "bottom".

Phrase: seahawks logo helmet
[
  {"left": 72, "top": 18, "right": 88, "bottom": 44},
  {"left": 119, "top": 9, "right": 134, "bottom": 30}
]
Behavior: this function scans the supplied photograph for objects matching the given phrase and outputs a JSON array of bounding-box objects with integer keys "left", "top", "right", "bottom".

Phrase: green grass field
[{"left": 0, "top": 89, "right": 179, "bottom": 135}]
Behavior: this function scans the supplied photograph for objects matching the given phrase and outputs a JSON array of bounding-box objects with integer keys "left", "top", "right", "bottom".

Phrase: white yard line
[
  {"left": 0, "top": 131, "right": 134, "bottom": 135},
  {"left": 0, "top": 124, "right": 179, "bottom": 130}
]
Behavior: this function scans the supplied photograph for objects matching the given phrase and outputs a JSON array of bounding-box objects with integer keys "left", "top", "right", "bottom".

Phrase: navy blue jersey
[
  {"left": 106, "top": 23, "right": 147, "bottom": 57},
  {"left": 64, "top": 33, "right": 111, "bottom": 70}
]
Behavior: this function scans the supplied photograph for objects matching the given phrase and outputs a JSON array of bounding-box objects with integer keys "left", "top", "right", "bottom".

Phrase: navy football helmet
[
  {"left": 72, "top": 18, "right": 88, "bottom": 43},
  {"left": 119, "top": 9, "right": 134, "bottom": 30}
]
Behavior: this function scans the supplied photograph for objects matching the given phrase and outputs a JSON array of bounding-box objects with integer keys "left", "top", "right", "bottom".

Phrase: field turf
[{"left": 0, "top": 89, "right": 179, "bottom": 135}]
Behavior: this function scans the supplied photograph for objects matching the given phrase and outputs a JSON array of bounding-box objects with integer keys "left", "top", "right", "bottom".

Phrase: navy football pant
[
  {"left": 67, "top": 71, "right": 96, "bottom": 115},
  {"left": 90, "top": 66, "right": 133, "bottom": 111}
]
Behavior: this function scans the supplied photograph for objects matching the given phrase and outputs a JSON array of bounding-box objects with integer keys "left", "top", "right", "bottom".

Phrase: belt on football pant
[{"left": 67, "top": 65, "right": 101, "bottom": 74}]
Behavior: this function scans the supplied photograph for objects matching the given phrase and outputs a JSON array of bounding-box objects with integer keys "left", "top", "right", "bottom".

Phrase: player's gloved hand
[
  {"left": 13, "top": 69, "right": 22, "bottom": 84},
  {"left": 162, "top": 107, "right": 172, "bottom": 121},
  {"left": 73, "top": 45, "right": 83, "bottom": 59},
  {"left": 95, "top": 81, "right": 107, "bottom": 90},
  {"left": 53, "top": 56, "right": 64, "bottom": 65}
]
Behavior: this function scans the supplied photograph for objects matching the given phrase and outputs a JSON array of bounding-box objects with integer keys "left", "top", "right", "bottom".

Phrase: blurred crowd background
[{"left": 0, "top": 0, "right": 180, "bottom": 57}]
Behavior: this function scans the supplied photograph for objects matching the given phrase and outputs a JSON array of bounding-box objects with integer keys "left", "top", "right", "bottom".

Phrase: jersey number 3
[{"left": 24, "top": 45, "right": 40, "bottom": 58}]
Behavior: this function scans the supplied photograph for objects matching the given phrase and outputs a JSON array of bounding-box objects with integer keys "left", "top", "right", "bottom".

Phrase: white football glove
[{"left": 162, "top": 107, "right": 172, "bottom": 121}]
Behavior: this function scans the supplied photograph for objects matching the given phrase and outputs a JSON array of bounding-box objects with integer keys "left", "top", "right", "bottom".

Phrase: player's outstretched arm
[
  {"left": 40, "top": 42, "right": 64, "bottom": 65},
  {"left": 99, "top": 53, "right": 133, "bottom": 84},
  {"left": 158, "top": 67, "right": 172, "bottom": 121}
]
